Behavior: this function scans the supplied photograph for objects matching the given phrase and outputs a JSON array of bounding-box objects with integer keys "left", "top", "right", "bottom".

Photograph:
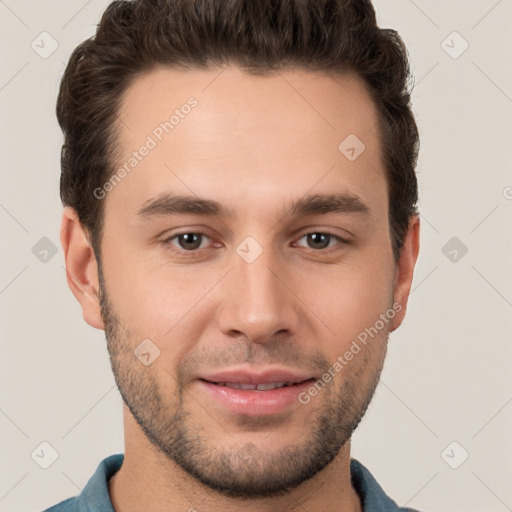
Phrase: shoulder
[{"left": 40, "top": 496, "right": 79, "bottom": 512}]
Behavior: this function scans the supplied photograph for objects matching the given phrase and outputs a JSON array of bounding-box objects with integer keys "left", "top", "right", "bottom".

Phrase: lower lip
[{"left": 197, "top": 379, "right": 315, "bottom": 416}]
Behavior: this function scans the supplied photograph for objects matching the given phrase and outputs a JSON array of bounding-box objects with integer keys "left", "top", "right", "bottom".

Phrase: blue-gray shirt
[{"left": 42, "top": 453, "right": 420, "bottom": 511}]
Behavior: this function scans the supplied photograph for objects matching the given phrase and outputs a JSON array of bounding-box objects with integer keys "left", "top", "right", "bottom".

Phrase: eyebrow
[{"left": 136, "top": 192, "right": 370, "bottom": 219}]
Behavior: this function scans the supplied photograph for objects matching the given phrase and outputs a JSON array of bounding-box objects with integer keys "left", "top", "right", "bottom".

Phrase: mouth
[{"left": 195, "top": 370, "right": 317, "bottom": 416}]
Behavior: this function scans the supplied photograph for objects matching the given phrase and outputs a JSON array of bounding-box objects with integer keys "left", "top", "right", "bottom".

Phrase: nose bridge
[{"left": 217, "top": 237, "right": 296, "bottom": 343}]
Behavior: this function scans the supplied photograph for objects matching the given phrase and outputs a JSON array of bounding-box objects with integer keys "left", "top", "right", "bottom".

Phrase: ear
[
  {"left": 390, "top": 215, "right": 420, "bottom": 332},
  {"left": 60, "top": 207, "right": 105, "bottom": 330}
]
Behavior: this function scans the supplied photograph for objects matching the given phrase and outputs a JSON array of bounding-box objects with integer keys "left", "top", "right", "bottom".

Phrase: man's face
[{"left": 92, "top": 66, "right": 405, "bottom": 497}]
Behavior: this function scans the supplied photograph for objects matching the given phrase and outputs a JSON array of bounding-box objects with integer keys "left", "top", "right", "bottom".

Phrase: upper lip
[{"left": 198, "top": 368, "right": 315, "bottom": 385}]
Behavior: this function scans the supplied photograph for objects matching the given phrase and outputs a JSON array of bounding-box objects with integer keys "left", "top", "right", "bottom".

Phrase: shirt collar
[
  {"left": 350, "top": 458, "right": 407, "bottom": 511},
  {"left": 78, "top": 453, "right": 122, "bottom": 512}
]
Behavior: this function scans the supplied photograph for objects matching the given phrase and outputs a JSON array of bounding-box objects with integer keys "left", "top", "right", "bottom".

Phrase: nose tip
[{"left": 217, "top": 255, "right": 297, "bottom": 345}]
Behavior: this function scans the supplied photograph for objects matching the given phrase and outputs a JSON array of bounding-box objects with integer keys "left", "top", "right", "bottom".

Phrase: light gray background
[{"left": 1, "top": 1, "right": 511, "bottom": 511}]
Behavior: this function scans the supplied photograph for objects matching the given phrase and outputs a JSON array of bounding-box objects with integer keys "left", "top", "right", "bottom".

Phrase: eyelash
[{"left": 161, "top": 230, "right": 348, "bottom": 254}]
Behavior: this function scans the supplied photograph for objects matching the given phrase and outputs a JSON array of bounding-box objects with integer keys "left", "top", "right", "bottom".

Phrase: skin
[{"left": 61, "top": 65, "right": 420, "bottom": 512}]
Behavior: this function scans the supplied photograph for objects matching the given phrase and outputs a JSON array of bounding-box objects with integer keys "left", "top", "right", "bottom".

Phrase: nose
[{"left": 216, "top": 243, "right": 299, "bottom": 345}]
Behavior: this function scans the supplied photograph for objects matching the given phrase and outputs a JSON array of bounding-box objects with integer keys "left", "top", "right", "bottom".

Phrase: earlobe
[
  {"left": 390, "top": 215, "right": 420, "bottom": 332},
  {"left": 60, "top": 207, "right": 105, "bottom": 330}
]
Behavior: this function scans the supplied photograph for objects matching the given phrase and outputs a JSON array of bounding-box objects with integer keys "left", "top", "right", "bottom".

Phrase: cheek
[
  {"left": 303, "top": 260, "right": 394, "bottom": 351},
  {"left": 105, "top": 257, "right": 216, "bottom": 354}
]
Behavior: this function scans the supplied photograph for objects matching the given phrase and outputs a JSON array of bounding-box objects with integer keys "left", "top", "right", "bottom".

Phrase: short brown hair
[{"left": 57, "top": 0, "right": 419, "bottom": 263}]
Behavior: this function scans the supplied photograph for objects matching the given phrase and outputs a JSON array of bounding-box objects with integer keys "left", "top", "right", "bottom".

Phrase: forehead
[
  {"left": 117, "top": 65, "right": 380, "bottom": 146},
  {"left": 107, "top": 65, "right": 386, "bottom": 220}
]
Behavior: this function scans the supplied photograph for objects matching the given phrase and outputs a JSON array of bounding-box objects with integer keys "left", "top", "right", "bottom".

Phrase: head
[{"left": 59, "top": 0, "right": 420, "bottom": 499}]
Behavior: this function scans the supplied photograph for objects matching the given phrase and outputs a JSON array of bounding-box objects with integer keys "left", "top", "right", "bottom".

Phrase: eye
[
  {"left": 161, "top": 230, "right": 348, "bottom": 254},
  {"left": 163, "top": 232, "right": 212, "bottom": 251},
  {"left": 294, "top": 232, "right": 346, "bottom": 252}
]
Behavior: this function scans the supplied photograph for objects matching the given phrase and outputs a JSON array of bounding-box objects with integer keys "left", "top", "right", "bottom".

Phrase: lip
[{"left": 196, "top": 367, "right": 316, "bottom": 416}]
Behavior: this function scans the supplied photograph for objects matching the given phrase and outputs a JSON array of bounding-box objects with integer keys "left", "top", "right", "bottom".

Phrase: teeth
[
  {"left": 215, "top": 381, "right": 291, "bottom": 390},
  {"left": 240, "top": 383, "right": 258, "bottom": 390},
  {"left": 222, "top": 382, "right": 255, "bottom": 389},
  {"left": 256, "top": 382, "right": 288, "bottom": 390}
]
